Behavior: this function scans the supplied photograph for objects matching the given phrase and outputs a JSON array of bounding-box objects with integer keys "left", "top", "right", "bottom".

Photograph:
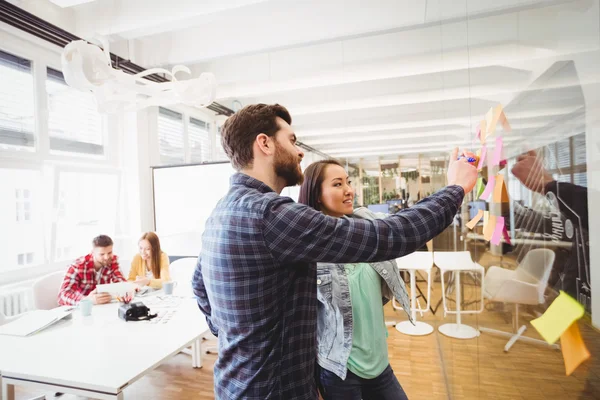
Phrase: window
[
  {"left": 0, "top": 50, "right": 35, "bottom": 151},
  {"left": 17, "top": 252, "right": 34, "bottom": 266},
  {"left": 53, "top": 171, "right": 119, "bottom": 260},
  {"left": 158, "top": 107, "right": 185, "bottom": 165},
  {"left": 189, "top": 117, "right": 211, "bottom": 163},
  {"left": 15, "top": 189, "right": 31, "bottom": 222},
  {"left": 46, "top": 68, "right": 104, "bottom": 156},
  {"left": 0, "top": 169, "right": 45, "bottom": 273}
]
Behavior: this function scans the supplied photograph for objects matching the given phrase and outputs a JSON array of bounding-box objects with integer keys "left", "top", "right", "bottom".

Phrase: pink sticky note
[
  {"left": 476, "top": 127, "right": 481, "bottom": 140},
  {"left": 502, "top": 225, "right": 512, "bottom": 245},
  {"left": 477, "top": 146, "right": 487, "bottom": 170},
  {"left": 492, "top": 136, "right": 503, "bottom": 166},
  {"left": 479, "top": 176, "right": 496, "bottom": 200},
  {"left": 491, "top": 216, "right": 505, "bottom": 245}
]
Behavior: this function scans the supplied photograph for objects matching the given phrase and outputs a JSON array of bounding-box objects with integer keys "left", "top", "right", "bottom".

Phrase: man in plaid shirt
[
  {"left": 192, "top": 104, "right": 478, "bottom": 399},
  {"left": 58, "top": 235, "right": 126, "bottom": 306}
]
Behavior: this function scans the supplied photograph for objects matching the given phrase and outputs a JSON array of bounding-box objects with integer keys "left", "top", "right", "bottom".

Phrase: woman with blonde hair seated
[{"left": 128, "top": 232, "right": 170, "bottom": 289}]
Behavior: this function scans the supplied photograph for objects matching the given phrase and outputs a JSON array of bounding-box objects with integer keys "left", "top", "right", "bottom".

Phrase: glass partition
[{"left": 431, "top": 1, "right": 600, "bottom": 399}]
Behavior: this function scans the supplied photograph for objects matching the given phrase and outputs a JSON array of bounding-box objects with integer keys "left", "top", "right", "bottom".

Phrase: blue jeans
[{"left": 318, "top": 364, "right": 409, "bottom": 400}]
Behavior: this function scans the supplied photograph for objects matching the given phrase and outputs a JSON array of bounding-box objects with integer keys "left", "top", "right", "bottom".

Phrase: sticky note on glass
[
  {"left": 466, "top": 209, "right": 484, "bottom": 230},
  {"left": 479, "top": 120, "right": 487, "bottom": 144},
  {"left": 493, "top": 174, "right": 509, "bottom": 203},
  {"left": 497, "top": 106, "right": 511, "bottom": 132},
  {"left": 477, "top": 146, "right": 487, "bottom": 170},
  {"left": 487, "top": 104, "right": 509, "bottom": 135},
  {"left": 502, "top": 225, "right": 512, "bottom": 245},
  {"left": 492, "top": 136, "right": 503, "bottom": 166},
  {"left": 476, "top": 177, "right": 485, "bottom": 198},
  {"left": 479, "top": 175, "right": 495, "bottom": 200},
  {"left": 484, "top": 215, "right": 496, "bottom": 241},
  {"left": 490, "top": 216, "right": 504, "bottom": 245},
  {"left": 485, "top": 107, "right": 494, "bottom": 134},
  {"left": 531, "top": 291, "right": 585, "bottom": 345},
  {"left": 561, "top": 322, "right": 591, "bottom": 376}
]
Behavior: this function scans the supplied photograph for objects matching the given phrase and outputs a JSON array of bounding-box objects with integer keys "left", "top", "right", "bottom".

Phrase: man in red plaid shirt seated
[{"left": 58, "top": 235, "right": 127, "bottom": 306}]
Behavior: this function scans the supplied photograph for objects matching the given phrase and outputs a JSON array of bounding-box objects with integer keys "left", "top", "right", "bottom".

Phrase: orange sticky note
[
  {"left": 498, "top": 109, "right": 511, "bottom": 132},
  {"left": 492, "top": 174, "right": 509, "bottom": 203},
  {"left": 484, "top": 215, "right": 496, "bottom": 241},
  {"left": 485, "top": 107, "right": 494, "bottom": 134},
  {"left": 561, "top": 322, "right": 591, "bottom": 376},
  {"left": 466, "top": 209, "right": 484, "bottom": 230}
]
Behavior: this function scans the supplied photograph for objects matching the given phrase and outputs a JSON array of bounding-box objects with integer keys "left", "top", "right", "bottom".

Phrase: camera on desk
[{"left": 118, "top": 302, "right": 157, "bottom": 322}]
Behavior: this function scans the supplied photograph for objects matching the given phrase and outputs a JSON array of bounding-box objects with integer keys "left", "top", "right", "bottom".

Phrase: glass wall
[{"left": 430, "top": 1, "right": 600, "bottom": 399}]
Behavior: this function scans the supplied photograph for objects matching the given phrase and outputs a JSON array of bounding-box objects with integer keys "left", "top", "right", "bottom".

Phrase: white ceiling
[{"left": 14, "top": 0, "right": 600, "bottom": 165}]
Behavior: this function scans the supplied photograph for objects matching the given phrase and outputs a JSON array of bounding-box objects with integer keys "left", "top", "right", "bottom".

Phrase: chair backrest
[
  {"left": 396, "top": 251, "right": 434, "bottom": 270},
  {"left": 32, "top": 271, "right": 65, "bottom": 310},
  {"left": 515, "top": 249, "right": 555, "bottom": 303},
  {"left": 169, "top": 257, "right": 198, "bottom": 288},
  {"left": 432, "top": 251, "right": 475, "bottom": 271}
]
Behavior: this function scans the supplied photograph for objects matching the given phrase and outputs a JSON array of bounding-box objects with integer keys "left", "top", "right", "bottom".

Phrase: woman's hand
[{"left": 135, "top": 276, "right": 151, "bottom": 287}]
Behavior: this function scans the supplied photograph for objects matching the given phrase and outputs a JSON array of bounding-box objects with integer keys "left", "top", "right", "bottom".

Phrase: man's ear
[{"left": 255, "top": 133, "right": 274, "bottom": 156}]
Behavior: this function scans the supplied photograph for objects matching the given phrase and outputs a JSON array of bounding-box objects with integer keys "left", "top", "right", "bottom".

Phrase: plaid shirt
[
  {"left": 58, "top": 253, "right": 126, "bottom": 306},
  {"left": 192, "top": 173, "right": 464, "bottom": 400}
]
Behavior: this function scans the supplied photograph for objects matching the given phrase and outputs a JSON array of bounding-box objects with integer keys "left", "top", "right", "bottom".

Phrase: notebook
[{"left": 0, "top": 308, "right": 74, "bottom": 337}]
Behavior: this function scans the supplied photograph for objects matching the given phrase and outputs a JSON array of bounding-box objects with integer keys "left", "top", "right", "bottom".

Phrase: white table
[
  {"left": 0, "top": 294, "right": 208, "bottom": 400},
  {"left": 393, "top": 252, "right": 434, "bottom": 336},
  {"left": 434, "top": 252, "right": 485, "bottom": 340}
]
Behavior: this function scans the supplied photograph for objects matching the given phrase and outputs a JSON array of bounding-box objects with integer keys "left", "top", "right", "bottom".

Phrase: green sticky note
[
  {"left": 531, "top": 291, "right": 585, "bottom": 345},
  {"left": 476, "top": 177, "right": 485, "bottom": 198}
]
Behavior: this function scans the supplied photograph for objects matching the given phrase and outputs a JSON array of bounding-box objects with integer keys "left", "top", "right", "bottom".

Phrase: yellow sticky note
[
  {"left": 483, "top": 215, "right": 496, "bottom": 241},
  {"left": 531, "top": 291, "right": 585, "bottom": 345},
  {"left": 466, "top": 209, "right": 484, "bottom": 230},
  {"left": 561, "top": 321, "right": 591, "bottom": 376},
  {"left": 483, "top": 210, "right": 489, "bottom": 230}
]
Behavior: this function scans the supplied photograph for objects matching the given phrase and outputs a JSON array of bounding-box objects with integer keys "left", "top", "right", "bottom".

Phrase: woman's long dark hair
[{"left": 298, "top": 159, "right": 344, "bottom": 211}]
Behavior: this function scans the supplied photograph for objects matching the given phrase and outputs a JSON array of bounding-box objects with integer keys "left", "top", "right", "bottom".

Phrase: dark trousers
[{"left": 318, "top": 364, "right": 409, "bottom": 400}]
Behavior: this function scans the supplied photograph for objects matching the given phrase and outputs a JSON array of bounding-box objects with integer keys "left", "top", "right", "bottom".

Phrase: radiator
[{"left": 0, "top": 287, "right": 31, "bottom": 316}]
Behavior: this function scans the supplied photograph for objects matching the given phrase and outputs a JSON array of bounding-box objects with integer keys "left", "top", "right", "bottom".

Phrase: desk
[
  {"left": 466, "top": 233, "right": 573, "bottom": 249},
  {"left": 0, "top": 295, "right": 208, "bottom": 400}
]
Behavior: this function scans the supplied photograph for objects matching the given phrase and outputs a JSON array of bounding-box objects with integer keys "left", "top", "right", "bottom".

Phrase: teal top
[{"left": 344, "top": 263, "right": 389, "bottom": 379}]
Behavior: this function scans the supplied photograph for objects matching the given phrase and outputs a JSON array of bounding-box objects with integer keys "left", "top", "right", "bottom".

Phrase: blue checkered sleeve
[
  {"left": 191, "top": 255, "right": 219, "bottom": 336},
  {"left": 263, "top": 185, "right": 464, "bottom": 264}
]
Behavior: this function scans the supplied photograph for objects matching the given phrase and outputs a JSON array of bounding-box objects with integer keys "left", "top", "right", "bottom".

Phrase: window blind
[
  {"left": 46, "top": 68, "right": 103, "bottom": 155},
  {"left": 0, "top": 50, "right": 35, "bottom": 150},
  {"left": 189, "top": 117, "right": 211, "bottom": 163},
  {"left": 158, "top": 107, "right": 185, "bottom": 165}
]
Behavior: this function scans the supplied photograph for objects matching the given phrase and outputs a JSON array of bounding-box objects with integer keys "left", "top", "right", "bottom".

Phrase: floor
[{"left": 15, "top": 254, "right": 600, "bottom": 400}]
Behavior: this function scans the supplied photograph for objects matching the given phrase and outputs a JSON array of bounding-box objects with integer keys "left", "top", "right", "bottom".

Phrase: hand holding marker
[{"left": 457, "top": 149, "right": 479, "bottom": 165}]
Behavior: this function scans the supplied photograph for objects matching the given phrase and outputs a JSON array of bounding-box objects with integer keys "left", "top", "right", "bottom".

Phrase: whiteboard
[
  {"left": 152, "top": 162, "right": 301, "bottom": 256},
  {"left": 152, "top": 162, "right": 236, "bottom": 257}
]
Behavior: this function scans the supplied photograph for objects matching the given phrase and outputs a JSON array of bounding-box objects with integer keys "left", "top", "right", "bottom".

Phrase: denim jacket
[{"left": 316, "top": 207, "right": 413, "bottom": 380}]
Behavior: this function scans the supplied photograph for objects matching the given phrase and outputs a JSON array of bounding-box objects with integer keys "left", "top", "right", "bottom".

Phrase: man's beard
[{"left": 274, "top": 142, "right": 304, "bottom": 187}]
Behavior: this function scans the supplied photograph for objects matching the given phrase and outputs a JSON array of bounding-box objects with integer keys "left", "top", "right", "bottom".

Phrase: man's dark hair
[
  {"left": 92, "top": 235, "right": 113, "bottom": 248},
  {"left": 221, "top": 103, "right": 292, "bottom": 170}
]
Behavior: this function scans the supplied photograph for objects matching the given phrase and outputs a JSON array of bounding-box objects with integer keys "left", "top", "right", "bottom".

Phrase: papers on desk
[
  {"left": 0, "top": 308, "right": 73, "bottom": 337},
  {"left": 96, "top": 282, "right": 137, "bottom": 297}
]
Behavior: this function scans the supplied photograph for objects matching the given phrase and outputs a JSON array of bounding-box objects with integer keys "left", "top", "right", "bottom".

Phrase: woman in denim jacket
[{"left": 298, "top": 160, "right": 413, "bottom": 400}]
